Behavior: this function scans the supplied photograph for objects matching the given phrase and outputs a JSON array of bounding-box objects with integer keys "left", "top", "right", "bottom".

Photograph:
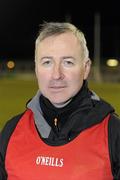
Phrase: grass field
[{"left": 0, "top": 75, "right": 120, "bottom": 130}]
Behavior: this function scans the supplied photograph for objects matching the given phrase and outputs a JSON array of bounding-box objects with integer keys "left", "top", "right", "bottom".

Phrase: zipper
[{"left": 54, "top": 118, "right": 59, "bottom": 132}]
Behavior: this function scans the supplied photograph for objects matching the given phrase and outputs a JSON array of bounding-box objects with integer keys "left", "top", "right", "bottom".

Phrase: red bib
[{"left": 5, "top": 109, "right": 113, "bottom": 180}]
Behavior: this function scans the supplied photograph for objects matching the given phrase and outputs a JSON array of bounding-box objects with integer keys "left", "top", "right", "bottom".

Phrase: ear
[{"left": 83, "top": 58, "right": 91, "bottom": 80}]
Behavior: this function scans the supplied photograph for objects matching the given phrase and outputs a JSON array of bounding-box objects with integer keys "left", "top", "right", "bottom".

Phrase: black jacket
[{"left": 0, "top": 82, "right": 120, "bottom": 179}]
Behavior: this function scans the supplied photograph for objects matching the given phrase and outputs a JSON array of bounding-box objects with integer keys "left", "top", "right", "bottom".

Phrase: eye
[
  {"left": 43, "top": 60, "right": 51, "bottom": 65},
  {"left": 63, "top": 58, "right": 75, "bottom": 67},
  {"left": 40, "top": 58, "right": 53, "bottom": 67}
]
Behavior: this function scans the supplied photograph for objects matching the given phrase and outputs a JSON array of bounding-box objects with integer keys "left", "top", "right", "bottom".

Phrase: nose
[{"left": 52, "top": 64, "right": 64, "bottom": 80}]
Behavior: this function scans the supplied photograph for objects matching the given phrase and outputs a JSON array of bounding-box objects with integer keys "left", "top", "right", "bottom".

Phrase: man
[{"left": 0, "top": 22, "right": 120, "bottom": 179}]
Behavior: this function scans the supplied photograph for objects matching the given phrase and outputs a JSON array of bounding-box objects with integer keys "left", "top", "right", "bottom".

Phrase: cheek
[
  {"left": 37, "top": 71, "right": 48, "bottom": 82},
  {"left": 72, "top": 71, "right": 84, "bottom": 90},
  {"left": 36, "top": 68, "right": 51, "bottom": 89},
  {"left": 69, "top": 69, "right": 84, "bottom": 82},
  {"left": 36, "top": 66, "right": 46, "bottom": 80}
]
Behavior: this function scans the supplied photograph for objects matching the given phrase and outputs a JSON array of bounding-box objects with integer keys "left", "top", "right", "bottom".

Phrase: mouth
[
  {"left": 49, "top": 86, "right": 66, "bottom": 92},
  {"left": 50, "top": 86, "right": 65, "bottom": 88}
]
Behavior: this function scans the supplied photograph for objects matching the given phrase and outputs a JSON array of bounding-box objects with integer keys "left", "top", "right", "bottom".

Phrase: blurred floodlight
[
  {"left": 7, "top": 61, "right": 15, "bottom": 69},
  {"left": 106, "top": 59, "right": 119, "bottom": 67}
]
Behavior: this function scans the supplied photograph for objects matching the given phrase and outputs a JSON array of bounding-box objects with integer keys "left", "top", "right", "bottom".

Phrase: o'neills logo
[{"left": 36, "top": 156, "right": 64, "bottom": 167}]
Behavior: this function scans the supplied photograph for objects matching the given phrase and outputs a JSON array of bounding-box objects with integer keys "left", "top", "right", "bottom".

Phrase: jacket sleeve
[
  {"left": 108, "top": 113, "right": 120, "bottom": 179},
  {"left": 0, "top": 133, "right": 7, "bottom": 179}
]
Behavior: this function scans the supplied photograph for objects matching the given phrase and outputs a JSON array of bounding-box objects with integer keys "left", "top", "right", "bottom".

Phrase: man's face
[{"left": 35, "top": 32, "right": 90, "bottom": 106}]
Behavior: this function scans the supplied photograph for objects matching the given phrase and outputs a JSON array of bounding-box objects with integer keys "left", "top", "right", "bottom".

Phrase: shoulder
[
  {"left": 108, "top": 113, "right": 120, "bottom": 142},
  {"left": 108, "top": 113, "right": 120, "bottom": 149},
  {"left": 108, "top": 113, "right": 120, "bottom": 132},
  {"left": 0, "top": 112, "right": 24, "bottom": 159},
  {"left": 0, "top": 113, "right": 24, "bottom": 137}
]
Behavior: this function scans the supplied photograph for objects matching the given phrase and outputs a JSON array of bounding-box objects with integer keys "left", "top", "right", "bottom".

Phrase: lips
[
  {"left": 49, "top": 86, "right": 66, "bottom": 92},
  {"left": 50, "top": 86, "right": 65, "bottom": 88}
]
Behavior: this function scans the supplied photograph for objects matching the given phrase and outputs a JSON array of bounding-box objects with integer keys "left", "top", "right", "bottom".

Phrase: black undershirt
[{"left": 40, "top": 81, "right": 92, "bottom": 135}]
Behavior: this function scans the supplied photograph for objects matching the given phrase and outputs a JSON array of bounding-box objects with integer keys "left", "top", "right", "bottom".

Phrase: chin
[
  {"left": 50, "top": 99, "right": 66, "bottom": 105},
  {"left": 49, "top": 97, "right": 71, "bottom": 107}
]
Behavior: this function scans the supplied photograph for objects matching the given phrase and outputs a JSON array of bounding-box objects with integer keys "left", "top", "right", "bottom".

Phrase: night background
[
  {"left": 0, "top": 0, "right": 120, "bottom": 62},
  {"left": 0, "top": 0, "right": 120, "bottom": 128}
]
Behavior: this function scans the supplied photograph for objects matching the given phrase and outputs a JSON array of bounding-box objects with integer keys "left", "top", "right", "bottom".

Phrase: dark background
[{"left": 0, "top": 0, "right": 120, "bottom": 61}]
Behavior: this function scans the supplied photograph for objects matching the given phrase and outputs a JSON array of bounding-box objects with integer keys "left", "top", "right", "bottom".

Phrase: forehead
[{"left": 37, "top": 32, "right": 80, "bottom": 51}]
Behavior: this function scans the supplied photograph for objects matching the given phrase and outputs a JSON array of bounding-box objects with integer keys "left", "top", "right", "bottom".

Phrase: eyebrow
[
  {"left": 40, "top": 56, "right": 53, "bottom": 61},
  {"left": 62, "top": 56, "right": 76, "bottom": 60},
  {"left": 40, "top": 56, "right": 76, "bottom": 61}
]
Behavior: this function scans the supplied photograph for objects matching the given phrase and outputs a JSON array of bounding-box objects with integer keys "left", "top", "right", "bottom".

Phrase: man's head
[{"left": 35, "top": 22, "right": 91, "bottom": 107}]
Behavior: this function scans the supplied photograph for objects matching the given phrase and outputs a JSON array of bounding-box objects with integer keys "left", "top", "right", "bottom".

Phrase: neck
[{"left": 52, "top": 98, "right": 72, "bottom": 108}]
